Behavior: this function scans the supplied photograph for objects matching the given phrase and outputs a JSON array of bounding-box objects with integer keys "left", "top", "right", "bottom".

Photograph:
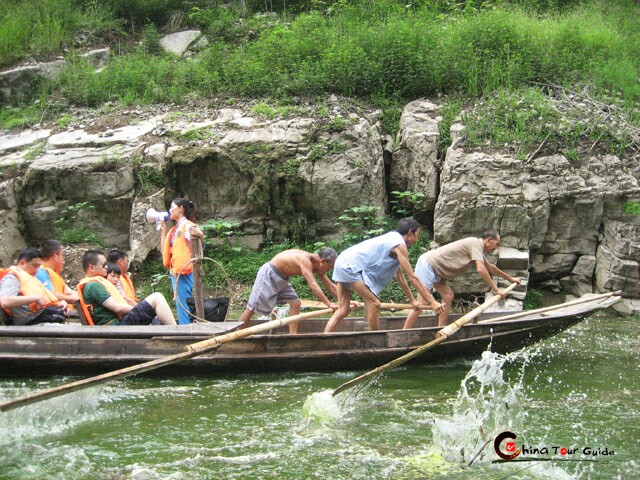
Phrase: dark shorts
[{"left": 119, "top": 300, "right": 156, "bottom": 326}]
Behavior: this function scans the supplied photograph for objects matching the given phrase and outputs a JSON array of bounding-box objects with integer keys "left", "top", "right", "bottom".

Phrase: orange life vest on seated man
[
  {"left": 163, "top": 219, "right": 194, "bottom": 275},
  {"left": 76, "top": 276, "right": 128, "bottom": 325},
  {"left": 2, "top": 266, "right": 60, "bottom": 313},
  {"left": 41, "top": 266, "right": 76, "bottom": 311},
  {"left": 120, "top": 272, "right": 138, "bottom": 302},
  {"left": 41, "top": 266, "right": 66, "bottom": 294},
  {"left": 77, "top": 276, "right": 128, "bottom": 306}
]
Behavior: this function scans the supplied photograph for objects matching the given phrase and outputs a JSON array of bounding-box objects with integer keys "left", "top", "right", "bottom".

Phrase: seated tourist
[
  {"left": 35, "top": 239, "right": 79, "bottom": 308},
  {"left": 0, "top": 247, "right": 67, "bottom": 325},
  {"left": 106, "top": 263, "right": 137, "bottom": 307},
  {"left": 106, "top": 249, "right": 138, "bottom": 302},
  {"left": 77, "top": 250, "right": 176, "bottom": 326}
]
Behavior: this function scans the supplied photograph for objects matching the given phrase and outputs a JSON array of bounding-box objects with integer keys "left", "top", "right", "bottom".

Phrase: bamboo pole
[
  {"left": 476, "top": 290, "right": 621, "bottom": 324},
  {"left": 332, "top": 283, "right": 519, "bottom": 396},
  {"left": 0, "top": 308, "right": 332, "bottom": 412}
]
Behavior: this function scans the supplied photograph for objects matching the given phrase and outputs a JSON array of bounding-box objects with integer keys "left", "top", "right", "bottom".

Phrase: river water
[{"left": 0, "top": 312, "right": 637, "bottom": 480}]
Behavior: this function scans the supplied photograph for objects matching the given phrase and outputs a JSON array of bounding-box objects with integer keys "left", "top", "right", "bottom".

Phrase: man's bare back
[{"left": 270, "top": 249, "right": 322, "bottom": 277}]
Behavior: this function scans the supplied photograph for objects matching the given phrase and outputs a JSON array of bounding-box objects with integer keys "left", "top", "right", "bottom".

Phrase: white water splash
[
  {"left": 301, "top": 389, "right": 345, "bottom": 426},
  {"left": 272, "top": 304, "right": 291, "bottom": 319},
  {"left": 0, "top": 384, "right": 109, "bottom": 448},
  {"left": 432, "top": 350, "right": 530, "bottom": 464}
]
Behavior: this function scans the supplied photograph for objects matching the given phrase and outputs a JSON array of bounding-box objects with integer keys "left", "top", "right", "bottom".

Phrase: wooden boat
[{"left": 0, "top": 294, "right": 621, "bottom": 375}]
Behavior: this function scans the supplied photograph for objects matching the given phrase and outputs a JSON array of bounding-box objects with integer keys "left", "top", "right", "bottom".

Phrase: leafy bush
[
  {"left": 623, "top": 202, "right": 640, "bottom": 215},
  {"left": 0, "top": 0, "right": 119, "bottom": 67},
  {"left": 53, "top": 202, "right": 100, "bottom": 245},
  {"left": 524, "top": 288, "right": 544, "bottom": 310},
  {"left": 136, "top": 165, "right": 164, "bottom": 193},
  {"left": 337, "top": 206, "right": 387, "bottom": 246}
]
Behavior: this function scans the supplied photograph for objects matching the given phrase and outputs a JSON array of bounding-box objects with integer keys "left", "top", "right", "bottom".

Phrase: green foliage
[
  {"left": 0, "top": 0, "right": 119, "bottom": 67},
  {"left": 136, "top": 165, "right": 164, "bottom": 194},
  {"left": 201, "top": 219, "right": 243, "bottom": 239},
  {"left": 137, "top": 257, "right": 173, "bottom": 300},
  {"left": 6, "top": 0, "right": 638, "bottom": 127},
  {"left": 623, "top": 202, "right": 640, "bottom": 215},
  {"left": 390, "top": 191, "right": 428, "bottom": 217},
  {"left": 462, "top": 85, "right": 636, "bottom": 157},
  {"left": 245, "top": 143, "right": 272, "bottom": 154},
  {"left": 324, "top": 116, "right": 350, "bottom": 133},
  {"left": 108, "top": 0, "right": 194, "bottom": 28},
  {"left": 524, "top": 288, "right": 544, "bottom": 310},
  {"left": 24, "top": 141, "right": 46, "bottom": 161},
  {"left": 0, "top": 106, "right": 44, "bottom": 130},
  {"left": 171, "top": 127, "right": 214, "bottom": 143},
  {"left": 139, "top": 23, "right": 163, "bottom": 56},
  {"left": 250, "top": 102, "right": 310, "bottom": 119},
  {"left": 371, "top": 94, "right": 403, "bottom": 138},
  {"left": 55, "top": 114, "right": 72, "bottom": 129},
  {"left": 337, "top": 205, "right": 387, "bottom": 245},
  {"left": 53, "top": 202, "right": 100, "bottom": 245},
  {"left": 53, "top": 49, "right": 220, "bottom": 107},
  {"left": 281, "top": 158, "right": 302, "bottom": 176}
]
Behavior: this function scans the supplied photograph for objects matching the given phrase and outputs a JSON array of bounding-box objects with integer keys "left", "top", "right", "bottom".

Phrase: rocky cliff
[{"left": 1, "top": 97, "right": 638, "bottom": 313}]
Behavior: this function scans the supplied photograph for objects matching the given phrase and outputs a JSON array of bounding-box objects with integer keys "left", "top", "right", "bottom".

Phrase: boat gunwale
[{"left": 0, "top": 296, "right": 617, "bottom": 341}]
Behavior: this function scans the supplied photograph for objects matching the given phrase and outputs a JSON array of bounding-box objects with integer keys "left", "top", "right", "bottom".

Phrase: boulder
[
  {"left": 160, "top": 30, "right": 204, "bottom": 56},
  {"left": 129, "top": 189, "right": 167, "bottom": 263},
  {"left": 389, "top": 100, "right": 440, "bottom": 210},
  {"left": 167, "top": 112, "right": 386, "bottom": 243},
  {"left": 0, "top": 179, "right": 25, "bottom": 264},
  {"left": 1, "top": 50, "right": 110, "bottom": 104},
  {"left": 560, "top": 254, "right": 596, "bottom": 297}
]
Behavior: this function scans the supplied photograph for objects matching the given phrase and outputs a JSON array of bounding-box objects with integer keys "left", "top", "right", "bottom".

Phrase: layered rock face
[
  {"left": 0, "top": 101, "right": 385, "bottom": 264},
  {"left": 0, "top": 98, "right": 637, "bottom": 313},
  {"left": 392, "top": 100, "right": 639, "bottom": 313}
]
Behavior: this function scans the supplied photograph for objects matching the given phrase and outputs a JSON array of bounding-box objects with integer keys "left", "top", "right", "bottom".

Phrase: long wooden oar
[
  {"left": 476, "top": 290, "right": 621, "bottom": 324},
  {"left": 0, "top": 308, "right": 332, "bottom": 412},
  {"left": 332, "top": 283, "right": 518, "bottom": 396}
]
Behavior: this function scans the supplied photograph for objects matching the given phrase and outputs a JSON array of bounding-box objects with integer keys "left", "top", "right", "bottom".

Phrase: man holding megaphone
[{"left": 157, "top": 198, "right": 204, "bottom": 325}]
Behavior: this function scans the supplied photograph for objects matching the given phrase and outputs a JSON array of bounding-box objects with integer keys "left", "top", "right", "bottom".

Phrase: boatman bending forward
[
  {"left": 239, "top": 248, "right": 344, "bottom": 334},
  {"left": 403, "top": 229, "right": 521, "bottom": 329},
  {"left": 324, "top": 218, "right": 445, "bottom": 333}
]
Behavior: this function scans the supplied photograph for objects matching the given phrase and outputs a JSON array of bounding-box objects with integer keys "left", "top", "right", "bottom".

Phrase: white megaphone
[{"left": 146, "top": 208, "right": 170, "bottom": 230}]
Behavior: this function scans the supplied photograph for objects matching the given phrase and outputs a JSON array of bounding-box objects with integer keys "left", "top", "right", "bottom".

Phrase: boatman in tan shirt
[{"left": 403, "top": 230, "right": 521, "bottom": 329}]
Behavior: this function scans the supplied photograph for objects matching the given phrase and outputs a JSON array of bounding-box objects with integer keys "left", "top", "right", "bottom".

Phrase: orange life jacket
[
  {"left": 42, "top": 266, "right": 66, "bottom": 293},
  {"left": 41, "top": 266, "right": 76, "bottom": 311},
  {"left": 0, "top": 266, "right": 60, "bottom": 315},
  {"left": 120, "top": 272, "right": 138, "bottom": 302},
  {"left": 163, "top": 220, "right": 194, "bottom": 275},
  {"left": 77, "top": 276, "right": 128, "bottom": 326}
]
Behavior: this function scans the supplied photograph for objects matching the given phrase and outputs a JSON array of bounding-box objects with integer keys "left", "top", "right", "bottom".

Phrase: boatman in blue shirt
[{"left": 324, "top": 218, "right": 445, "bottom": 333}]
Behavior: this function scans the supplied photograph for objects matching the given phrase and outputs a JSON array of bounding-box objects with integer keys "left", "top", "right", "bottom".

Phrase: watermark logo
[
  {"left": 494, "top": 431, "right": 522, "bottom": 460},
  {"left": 493, "top": 431, "right": 615, "bottom": 463}
]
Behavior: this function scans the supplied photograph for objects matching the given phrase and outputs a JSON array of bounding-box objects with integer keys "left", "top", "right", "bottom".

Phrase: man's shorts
[
  {"left": 247, "top": 263, "right": 299, "bottom": 315},
  {"left": 120, "top": 300, "right": 156, "bottom": 326},
  {"left": 415, "top": 255, "right": 441, "bottom": 290},
  {"left": 332, "top": 259, "right": 363, "bottom": 286}
]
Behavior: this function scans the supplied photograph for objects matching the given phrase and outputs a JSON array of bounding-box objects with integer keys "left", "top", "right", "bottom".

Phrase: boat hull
[{"left": 0, "top": 297, "right": 619, "bottom": 375}]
